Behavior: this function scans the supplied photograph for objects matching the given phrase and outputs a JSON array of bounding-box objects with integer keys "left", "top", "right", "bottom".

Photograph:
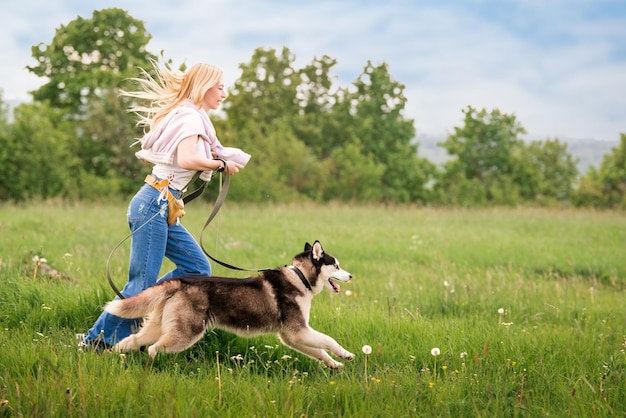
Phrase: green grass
[{"left": 1, "top": 203, "right": 625, "bottom": 417}]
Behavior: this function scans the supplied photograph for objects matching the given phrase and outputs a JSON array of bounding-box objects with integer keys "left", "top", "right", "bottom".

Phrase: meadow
[{"left": 0, "top": 202, "right": 625, "bottom": 417}]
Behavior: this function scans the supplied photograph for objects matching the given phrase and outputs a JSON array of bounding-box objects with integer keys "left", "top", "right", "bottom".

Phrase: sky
[{"left": 1, "top": 0, "right": 625, "bottom": 142}]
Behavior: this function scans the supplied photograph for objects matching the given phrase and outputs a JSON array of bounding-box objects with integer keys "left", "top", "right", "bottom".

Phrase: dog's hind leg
[
  {"left": 113, "top": 315, "right": 162, "bottom": 353},
  {"left": 145, "top": 303, "right": 207, "bottom": 358},
  {"left": 279, "top": 328, "right": 355, "bottom": 369}
]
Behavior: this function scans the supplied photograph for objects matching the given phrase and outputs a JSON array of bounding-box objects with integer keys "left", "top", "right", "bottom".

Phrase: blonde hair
[{"left": 122, "top": 60, "right": 223, "bottom": 129}]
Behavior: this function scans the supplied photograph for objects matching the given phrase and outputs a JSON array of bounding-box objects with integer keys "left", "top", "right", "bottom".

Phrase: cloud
[{"left": 0, "top": 0, "right": 624, "bottom": 141}]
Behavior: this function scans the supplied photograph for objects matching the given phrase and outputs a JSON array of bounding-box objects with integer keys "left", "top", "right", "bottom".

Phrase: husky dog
[{"left": 105, "top": 241, "right": 355, "bottom": 368}]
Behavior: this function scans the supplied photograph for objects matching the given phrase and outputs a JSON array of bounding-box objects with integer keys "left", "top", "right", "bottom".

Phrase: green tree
[
  {"left": 220, "top": 47, "right": 319, "bottom": 201},
  {"left": 24, "top": 8, "right": 157, "bottom": 200},
  {"left": 27, "top": 8, "right": 156, "bottom": 116},
  {"left": 574, "top": 134, "right": 626, "bottom": 209},
  {"left": 438, "top": 106, "right": 527, "bottom": 205},
  {"left": 325, "top": 138, "right": 385, "bottom": 202},
  {"left": 516, "top": 139, "right": 578, "bottom": 204},
  {"left": 77, "top": 88, "right": 146, "bottom": 197},
  {"left": 223, "top": 51, "right": 432, "bottom": 203},
  {"left": 292, "top": 55, "right": 339, "bottom": 158},
  {"left": 1, "top": 102, "right": 78, "bottom": 200},
  {"left": 0, "top": 91, "right": 12, "bottom": 199},
  {"left": 224, "top": 47, "right": 300, "bottom": 137},
  {"left": 331, "top": 62, "right": 434, "bottom": 202}
]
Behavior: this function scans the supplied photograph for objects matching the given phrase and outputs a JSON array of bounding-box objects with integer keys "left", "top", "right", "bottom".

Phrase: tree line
[{"left": 0, "top": 8, "right": 624, "bottom": 208}]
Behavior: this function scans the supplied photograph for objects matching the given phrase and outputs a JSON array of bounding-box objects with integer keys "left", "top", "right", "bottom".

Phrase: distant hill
[{"left": 414, "top": 134, "right": 619, "bottom": 175}]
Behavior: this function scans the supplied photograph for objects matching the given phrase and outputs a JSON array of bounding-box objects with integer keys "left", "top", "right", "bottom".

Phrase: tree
[
  {"left": 0, "top": 92, "right": 12, "bottom": 199},
  {"left": 27, "top": 8, "right": 156, "bottom": 116},
  {"left": 222, "top": 51, "right": 433, "bottom": 203},
  {"left": 331, "top": 62, "right": 434, "bottom": 202},
  {"left": 516, "top": 139, "right": 578, "bottom": 204},
  {"left": 438, "top": 106, "right": 527, "bottom": 205},
  {"left": 1, "top": 102, "right": 79, "bottom": 200},
  {"left": 224, "top": 47, "right": 300, "bottom": 137},
  {"left": 77, "top": 88, "right": 146, "bottom": 197},
  {"left": 574, "top": 134, "right": 626, "bottom": 208},
  {"left": 23, "top": 8, "right": 157, "bottom": 200},
  {"left": 220, "top": 47, "right": 322, "bottom": 201},
  {"left": 325, "top": 138, "right": 385, "bottom": 202}
]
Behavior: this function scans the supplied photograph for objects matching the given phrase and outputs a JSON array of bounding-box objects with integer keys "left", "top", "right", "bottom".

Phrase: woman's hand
[{"left": 177, "top": 136, "right": 243, "bottom": 174}]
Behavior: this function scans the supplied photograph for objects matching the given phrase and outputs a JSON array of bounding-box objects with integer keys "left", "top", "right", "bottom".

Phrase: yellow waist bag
[{"left": 145, "top": 175, "right": 185, "bottom": 225}]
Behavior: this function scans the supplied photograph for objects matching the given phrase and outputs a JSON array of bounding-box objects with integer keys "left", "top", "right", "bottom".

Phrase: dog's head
[{"left": 293, "top": 241, "right": 352, "bottom": 294}]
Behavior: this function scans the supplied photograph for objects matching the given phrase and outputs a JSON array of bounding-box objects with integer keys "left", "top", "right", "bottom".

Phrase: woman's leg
[
  {"left": 85, "top": 185, "right": 169, "bottom": 346},
  {"left": 158, "top": 222, "right": 212, "bottom": 281}
]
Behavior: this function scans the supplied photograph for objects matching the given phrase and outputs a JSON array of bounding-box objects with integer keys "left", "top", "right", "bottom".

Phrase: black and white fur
[{"left": 105, "top": 241, "right": 355, "bottom": 368}]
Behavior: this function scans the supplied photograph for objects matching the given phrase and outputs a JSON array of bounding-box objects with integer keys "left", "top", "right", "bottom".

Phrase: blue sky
[{"left": 1, "top": 0, "right": 625, "bottom": 141}]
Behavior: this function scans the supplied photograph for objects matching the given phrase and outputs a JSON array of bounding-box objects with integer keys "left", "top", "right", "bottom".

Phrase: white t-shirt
[{"left": 151, "top": 139, "right": 207, "bottom": 190}]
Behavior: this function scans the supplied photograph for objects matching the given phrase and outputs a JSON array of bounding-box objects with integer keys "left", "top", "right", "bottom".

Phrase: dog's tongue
[{"left": 329, "top": 279, "right": 340, "bottom": 292}]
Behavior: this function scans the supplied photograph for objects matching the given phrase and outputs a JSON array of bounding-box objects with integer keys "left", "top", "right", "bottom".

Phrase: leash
[
  {"left": 106, "top": 172, "right": 212, "bottom": 300},
  {"left": 106, "top": 205, "right": 164, "bottom": 300},
  {"left": 107, "top": 165, "right": 273, "bottom": 299},
  {"left": 197, "top": 167, "right": 274, "bottom": 273}
]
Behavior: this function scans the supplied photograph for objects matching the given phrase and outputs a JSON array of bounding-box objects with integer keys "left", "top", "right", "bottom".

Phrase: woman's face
[{"left": 202, "top": 80, "right": 226, "bottom": 110}]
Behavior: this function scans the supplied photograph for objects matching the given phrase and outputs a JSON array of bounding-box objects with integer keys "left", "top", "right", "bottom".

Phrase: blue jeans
[{"left": 85, "top": 183, "right": 211, "bottom": 345}]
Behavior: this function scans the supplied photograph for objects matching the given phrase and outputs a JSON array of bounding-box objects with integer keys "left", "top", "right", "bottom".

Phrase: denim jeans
[{"left": 85, "top": 183, "right": 211, "bottom": 345}]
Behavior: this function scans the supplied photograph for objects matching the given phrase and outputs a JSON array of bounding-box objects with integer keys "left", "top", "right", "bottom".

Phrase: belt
[
  {"left": 145, "top": 175, "right": 183, "bottom": 199},
  {"left": 145, "top": 174, "right": 169, "bottom": 190}
]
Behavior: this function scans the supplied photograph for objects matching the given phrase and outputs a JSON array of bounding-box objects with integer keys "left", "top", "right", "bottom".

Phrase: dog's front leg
[
  {"left": 279, "top": 328, "right": 355, "bottom": 369},
  {"left": 282, "top": 339, "right": 341, "bottom": 368}
]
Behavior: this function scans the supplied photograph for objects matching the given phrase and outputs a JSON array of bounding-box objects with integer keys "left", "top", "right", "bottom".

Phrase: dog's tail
[{"left": 104, "top": 280, "right": 180, "bottom": 318}]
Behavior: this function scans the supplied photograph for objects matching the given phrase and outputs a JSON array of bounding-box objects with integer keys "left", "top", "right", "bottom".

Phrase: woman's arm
[{"left": 177, "top": 135, "right": 243, "bottom": 173}]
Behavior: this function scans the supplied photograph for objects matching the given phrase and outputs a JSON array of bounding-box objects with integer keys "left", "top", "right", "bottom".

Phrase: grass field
[{"left": 1, "top": 202, "right": 625, "bottom": 417}]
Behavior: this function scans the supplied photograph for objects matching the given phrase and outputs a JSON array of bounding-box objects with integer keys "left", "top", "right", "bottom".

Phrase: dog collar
[{"left": 290, "top": 266, "right": 312, "bottom": 291}]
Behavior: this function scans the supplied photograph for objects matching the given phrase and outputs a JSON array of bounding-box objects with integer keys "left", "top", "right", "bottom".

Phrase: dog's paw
[
  {"left": 147, "top": 345, "right": 159, "bottom": 358},
  {"left": 326, "top": 360, "right": 345, "bottom": 369},
  {"left": 341, "top": 350, "right": 355, "bottom": 361}
]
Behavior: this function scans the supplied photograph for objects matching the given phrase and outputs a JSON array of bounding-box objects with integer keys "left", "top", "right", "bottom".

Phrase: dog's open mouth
[{"left": 328, "top": 278, "right": 340, "bottom": 292}]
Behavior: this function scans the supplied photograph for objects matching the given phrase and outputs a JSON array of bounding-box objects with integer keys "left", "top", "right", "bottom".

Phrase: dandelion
[
  {"left": 362, "top": 345, "right": 372, "bottom": 387},
  {"left": 460, "top": 351, "right": 467, "bottom": 359},
  {"left": 431, "top": 347, "right": 440, "bottom": 381},
  {"left": 344, "top": 290, "right": 353, "bottom": 297},
  {"left": 498, "top": 308, "right": 505, "bottom": 325}
]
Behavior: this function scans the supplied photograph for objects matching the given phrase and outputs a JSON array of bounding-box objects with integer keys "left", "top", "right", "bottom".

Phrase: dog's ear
[
  {"left": 304, "top": 242, "right": 312, "bottom": 252},
  {"left": 312, "top": 240, "right": 324, "bottom": 261}
]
